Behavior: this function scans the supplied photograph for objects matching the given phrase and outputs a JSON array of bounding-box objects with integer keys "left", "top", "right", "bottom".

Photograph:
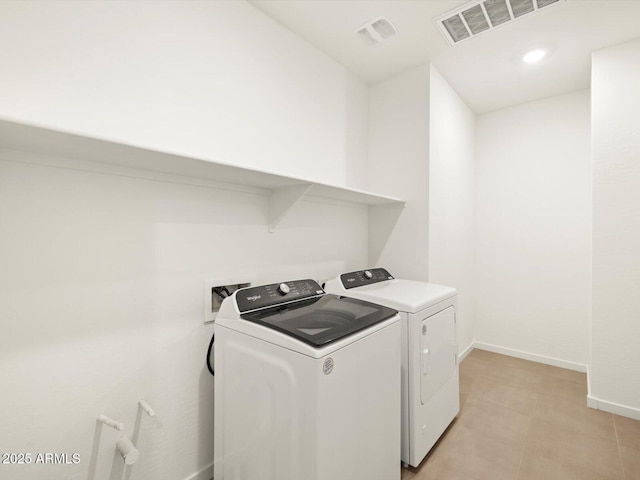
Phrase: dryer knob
[
  {"left": 277, "top": 283, "right": 290, "bottom": 295},
  {"left": 364, "top": 270, "right": 373, "bottom": 279}
]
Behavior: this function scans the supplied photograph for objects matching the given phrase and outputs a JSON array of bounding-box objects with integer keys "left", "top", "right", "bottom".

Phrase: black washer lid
[{"left": 240, "top": 294, "right": 398, "bottom": 348}]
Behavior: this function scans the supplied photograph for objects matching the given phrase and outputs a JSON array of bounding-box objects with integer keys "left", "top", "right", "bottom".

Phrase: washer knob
[
  {"left": 364, "top": 270, "right": 373, "bottom": 279},
  {"left": 277, "top": 283, "right": 290, "bottom": 295}
]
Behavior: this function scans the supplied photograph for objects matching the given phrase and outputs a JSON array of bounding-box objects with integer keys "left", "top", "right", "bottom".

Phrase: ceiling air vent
[
  {"left": 435, "top": 0, "right": 564, "bottom": 45},
  {"left": 355, "top": 16, "right": 397, "bottom": 46}
]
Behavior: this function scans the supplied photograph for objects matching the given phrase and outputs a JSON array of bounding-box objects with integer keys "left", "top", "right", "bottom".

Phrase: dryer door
[{"left": 420, "top": 306, "right": 456, "bottom": 405}]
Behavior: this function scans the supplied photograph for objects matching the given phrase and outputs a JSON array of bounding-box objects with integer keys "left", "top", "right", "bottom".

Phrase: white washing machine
[
  {"left": 324, "top": 268, "right": 459, "bottom": 467},
  {"left": 214, "top": 278, "right": 401, "bottom": 480}
]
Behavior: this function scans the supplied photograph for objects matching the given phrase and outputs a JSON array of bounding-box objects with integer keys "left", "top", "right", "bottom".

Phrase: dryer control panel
[
  {"left": 340, "top": 268, "right": 394, "bottom": 289},
  {"left": 236, "top": 279, "right": 325, "bottom": 312}
]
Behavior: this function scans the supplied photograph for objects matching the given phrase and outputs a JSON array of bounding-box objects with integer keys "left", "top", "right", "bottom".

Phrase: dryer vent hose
[{"left": 206, "top": 286, "right": 232, "bottom": 376}]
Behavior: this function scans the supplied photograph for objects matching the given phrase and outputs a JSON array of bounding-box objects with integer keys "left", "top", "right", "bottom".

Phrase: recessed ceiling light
[{"left": 522, "top": 48, "right": 547, "bottom": 64}]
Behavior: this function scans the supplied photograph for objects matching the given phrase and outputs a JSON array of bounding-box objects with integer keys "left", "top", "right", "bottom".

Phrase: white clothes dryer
[
  {"left": 214, "top": 278, "right": 401, "bottom": 480},
  {"left": 324, "top": 268, "right": 459, "bottom": 467}
]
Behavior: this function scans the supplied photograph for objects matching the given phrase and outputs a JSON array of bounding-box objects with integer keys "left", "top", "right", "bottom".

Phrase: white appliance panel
[
  {"left": 399, "top": 312, "right": 410, "bottom": 465},
  {"left": 420, "top": 306, "right": 457, "bottom": 404},
  {"left": 214, "top": 327, "right": 314, "bottom": 480},
  {"left": 406, "top": 303, "right": 459, "bottom": 467},
  {"left": 323, "top": 276, "right": 456, "bottom": 313},
  {"left": 214, "top": 319, "right": 401, "bottom": 480},
  {"left": 411, "top": 371, "right": 459, "bottom": 466},
  {"left": 317, "top": 321, "right": 401, "bottom": 480},
  {"left": 323, "top": 270, "right": 459, "bottom": 468}
]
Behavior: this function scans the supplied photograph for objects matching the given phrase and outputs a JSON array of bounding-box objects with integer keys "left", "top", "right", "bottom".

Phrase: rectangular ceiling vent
[{"left": 435, "top": 0, "right": 564, "bottom": 45}]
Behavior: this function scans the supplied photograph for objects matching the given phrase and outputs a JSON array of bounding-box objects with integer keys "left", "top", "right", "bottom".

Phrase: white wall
[
  {"left": 0, "top": 157, "right": 368, "bottom": 480},
  {"left": 367, "top": 65, "right": 430, "bottom": 280},
  {"left": 0, "top": 2, "right": 372, "bottom": 479},
  {"left": 590, "top": 38, "right": 640, "bottom": 418},
  {"left": 0, "top": 0, "right": 368, "bottom": 188},
  {"left": 474, "top": 90, "right": 591, "bottom": 368},
  {"left": 428, "top": 65, "right": 476, "bottom": 355}
]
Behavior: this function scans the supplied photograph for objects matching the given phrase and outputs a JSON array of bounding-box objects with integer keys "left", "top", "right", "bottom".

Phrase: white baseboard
[
  {"left": 587, "top": 395, "right": 640, "bottom": 420},
  {"left": 466, "top": 342, "right": 640, "bottom": 422},
  {"left": 183, "top": 462, "right": 213, "bottom": 480},
  {"left": 472, "top": 341, "right": 588, "bottom": 372},
  {"left": 458, "top": 341, "right": 475, "bottom": 362}
]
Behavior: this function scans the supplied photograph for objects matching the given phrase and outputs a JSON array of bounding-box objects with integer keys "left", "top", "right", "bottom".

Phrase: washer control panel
[
  {"left": 340, "top": 268, "right": 394, "bottom": 289},
  {"left": 236, "top": 279, "right": 324, "bottom": 312}
]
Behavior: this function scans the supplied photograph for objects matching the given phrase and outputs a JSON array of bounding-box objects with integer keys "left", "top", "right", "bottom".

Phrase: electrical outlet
[{"left": 203, "top": 277, "right": 252, "bottom": 323}]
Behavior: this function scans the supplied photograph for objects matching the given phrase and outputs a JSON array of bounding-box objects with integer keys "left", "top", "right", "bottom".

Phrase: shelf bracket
[
  {"left": 368, "top": 202, "right": 406, "bottom": 265},
  {"left": 269, "top": 184, "right": 313, "bottom": 232}
]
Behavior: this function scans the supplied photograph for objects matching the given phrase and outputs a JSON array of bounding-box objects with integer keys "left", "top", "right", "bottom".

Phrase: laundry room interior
[{"left": 0, "top": 1, "right": 639, "bottom": 480}]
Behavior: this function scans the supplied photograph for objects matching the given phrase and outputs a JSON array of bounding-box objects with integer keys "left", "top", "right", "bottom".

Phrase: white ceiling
[{"left": 250, "top": 0, "right": 640, "bottom": 113}]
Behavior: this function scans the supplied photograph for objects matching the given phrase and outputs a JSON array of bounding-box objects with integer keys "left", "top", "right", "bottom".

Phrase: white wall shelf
[{"left": 0, "top": 118, "right": 405, "bottom": 232}]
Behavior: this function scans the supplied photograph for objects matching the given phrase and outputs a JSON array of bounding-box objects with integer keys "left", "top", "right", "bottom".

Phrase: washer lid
[
  {"left": 240, "top": 294, "right": 398, "bottom": 348},
  {"left": 327, "top": 273, "right": 456, "bottom": 313}
]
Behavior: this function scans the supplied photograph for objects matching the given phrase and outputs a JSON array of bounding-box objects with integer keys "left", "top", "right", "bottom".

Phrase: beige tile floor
[{"left": 402, "top": 348, "right": 640, "bottom": 480}]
